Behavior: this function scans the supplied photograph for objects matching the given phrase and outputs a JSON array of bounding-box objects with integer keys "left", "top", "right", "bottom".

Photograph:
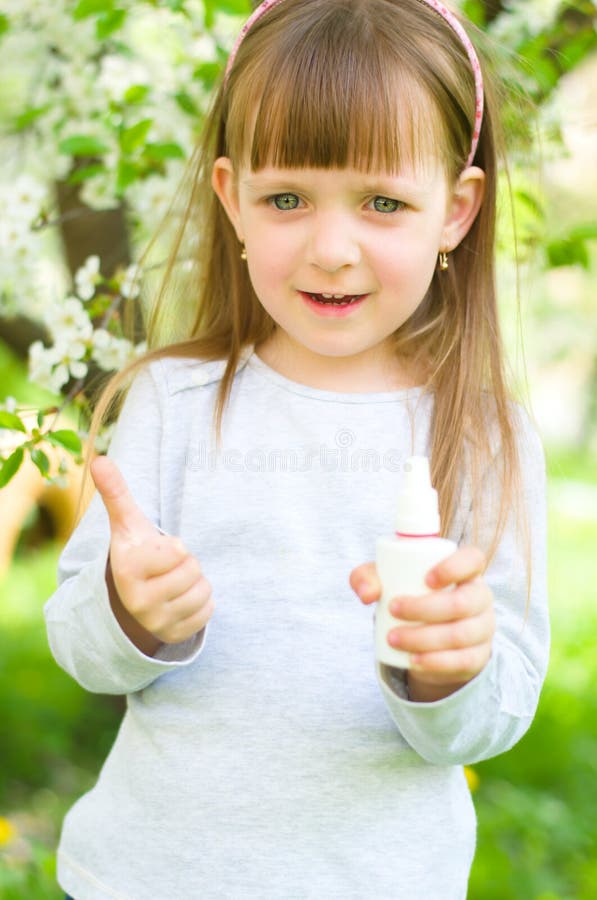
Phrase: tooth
[
  {"left": 333, "top": 294, "right": 345, "bottom": 299},
  {"left": 321, "top": 293, "right": 333, "bottom": 299}
]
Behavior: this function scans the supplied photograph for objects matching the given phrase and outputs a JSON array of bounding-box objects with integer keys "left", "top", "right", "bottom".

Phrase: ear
[
  {"left": 211, "top": 157, "right": 243, "bottom": 240},
  {"left": 441, "top": 166, "right": 485, "bottom": 252}
]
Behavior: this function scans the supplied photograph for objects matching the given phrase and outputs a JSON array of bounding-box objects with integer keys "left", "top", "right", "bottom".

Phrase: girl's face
[{"left": 212, "top": 160, "right": 483, "bottom": 390}]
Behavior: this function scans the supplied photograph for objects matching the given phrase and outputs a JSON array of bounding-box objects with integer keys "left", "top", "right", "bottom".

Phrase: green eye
[
  {"left": 372, "top": 196, "right": 402, "bottom": 213},
  {"left": 271, "top": 193, "right": 299, "bottom": 210}
]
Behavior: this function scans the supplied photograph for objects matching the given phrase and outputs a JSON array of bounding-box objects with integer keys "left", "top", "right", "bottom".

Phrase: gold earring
[
  {"left": 240, "top": 243, "right": 247, "bottom": 261},
  {"left": 439, "top": 251, "right": 449, "bottom": 271}
]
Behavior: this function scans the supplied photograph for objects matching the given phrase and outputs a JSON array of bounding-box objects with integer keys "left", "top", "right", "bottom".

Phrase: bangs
[{"left": 226, "top": 3, "right": 447, "bottom": 175}]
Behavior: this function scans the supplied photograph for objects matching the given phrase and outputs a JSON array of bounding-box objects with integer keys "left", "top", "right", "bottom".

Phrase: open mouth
[{"left": 306, "top": 293, "right": 365, "bottom": 306}]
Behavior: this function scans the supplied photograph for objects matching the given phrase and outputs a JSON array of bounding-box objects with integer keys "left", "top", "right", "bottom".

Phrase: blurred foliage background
[{"left": 1, "top": 1, "right": 596, "bottom": 898}]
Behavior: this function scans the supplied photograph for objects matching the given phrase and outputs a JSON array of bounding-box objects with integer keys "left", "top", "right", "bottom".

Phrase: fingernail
[
  {"left": 426, "top": 570, "right": 440, "bottom": 588},
  {"left": 389, "top": 600, "right": 401, "bottom": 616},
  {"left": 357, "top": 580, "right": 370, "bottom": 598}
]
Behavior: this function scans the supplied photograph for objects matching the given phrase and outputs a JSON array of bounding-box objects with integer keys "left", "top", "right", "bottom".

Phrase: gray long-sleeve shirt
[{"left": 45, "top": 349, "right": 549, "bottom": 900}]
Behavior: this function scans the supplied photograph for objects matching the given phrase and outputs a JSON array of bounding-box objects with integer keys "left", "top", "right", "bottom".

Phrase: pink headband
[{"left": 224, "top": 0, "right": 484, "bottom": 168}]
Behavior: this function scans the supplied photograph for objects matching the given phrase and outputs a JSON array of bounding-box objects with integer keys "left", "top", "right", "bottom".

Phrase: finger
[
  {"left": 409, "top": 643, "right": 492, "bottom": 679},
  {"left": 388, "top": 608, "right": 495, "bottom": 654},
  {"left": 145, "top": 582, "right": 214, "bottom": 643},
  {"left": 167, "top": 577, "right": 213, "bottom": 620},
  {"left": 91, "top": 456, "right": 154, "bottom": 540},
  {"left": 390, "top": 580, "right": 493, "bottom": 623},
  {"left": 158, "top": 599, "right": 215, "bottom": 645},
  {"left": 349, "top": 562, "right": 382, "bottom": 604},
  {"left": 145, "top": 553, "right": 203, "bottom": 601},
  {"left": 425, "top": 545, "right": 486, "bottom": 589},
  {"left": 131, "top": 536, "right": 190, "bottom": 579}
]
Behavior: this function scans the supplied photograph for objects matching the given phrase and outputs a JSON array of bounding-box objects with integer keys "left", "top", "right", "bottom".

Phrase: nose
[{"left": 306, "top": 211, "right": 361, "bottom": 272}]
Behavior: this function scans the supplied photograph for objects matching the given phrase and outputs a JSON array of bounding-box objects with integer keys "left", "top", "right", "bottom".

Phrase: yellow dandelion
[
  {"left": 0, "top": 815, "right": 17, "bottom": 847},
  {"left": 464, "top": 766, "right": 480, "bottom": 792}
]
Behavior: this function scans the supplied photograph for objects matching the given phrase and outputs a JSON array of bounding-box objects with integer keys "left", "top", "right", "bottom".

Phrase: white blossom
[
  {"left": 192, "top": 34, "right": 218, "bottom": 63},
  {"left": 75, "top": 255, "right": 102, "bottom": 301},
  {"left": 491, "top": 0, "right": 561, "bottom": 41},
  {"left": 44, "top": 297, "right": 93, "bottom": 342},
  {"left": 91, "top": 329, "right": 135, "bottom": 371},
  {"left": 28, "top": 341, "right": 63, "bottom": 393},
  {"left": 1, "top": 397, "right": 18, "bottom": 413},
  {"left": 90, "top": 422, "right": 116, "bottom": 455},
  {"left": 1, "top": 0, "right": 246, "bottom": 391},
  {"left": 119, "top": 264, "right": 141, "bottom": 300},
  {"left": 98, "top": 55, "right": 151, "bottom": 102},
  {"left": 30, "top": 336, "right": 89, "bottom": 393},
  {"left": 80, "top": 174, "right": 121, "bottom": 212},
  {"left": 1, "top": 175, "right": 48, "bottom": 227},
  {"left": 49, "top": 339, "right": 89, "bottom": 390},
  {"left": 0, "top": 219, "right": 30, "bottom": 258}
]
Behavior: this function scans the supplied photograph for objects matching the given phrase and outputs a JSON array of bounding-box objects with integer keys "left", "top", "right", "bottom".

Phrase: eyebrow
[{"left": 240, "top": 174, "right": 431, "bottom": 195}]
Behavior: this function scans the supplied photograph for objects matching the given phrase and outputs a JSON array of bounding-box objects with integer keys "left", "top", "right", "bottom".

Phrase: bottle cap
[{"left": 395, "top": 456, "right": 440, "bottom": 535}]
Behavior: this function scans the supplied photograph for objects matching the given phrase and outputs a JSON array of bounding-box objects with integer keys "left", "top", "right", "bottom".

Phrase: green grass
[
  {"left": 469, "top": 475, "right": 597, "bottom": 899},
  {"left": 0, "top": 543, "right": 122, "bottom": 899}
]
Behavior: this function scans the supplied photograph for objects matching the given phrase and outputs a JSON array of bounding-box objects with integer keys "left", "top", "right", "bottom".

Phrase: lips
[
  {"left": 298, "top": 290, "right": 368, "bottom": 317},
  {"left": 303, "top": 292, "right": 366, "bottom": 306}
]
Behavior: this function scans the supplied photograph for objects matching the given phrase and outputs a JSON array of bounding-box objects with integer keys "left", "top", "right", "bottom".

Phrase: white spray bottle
[{"left": 375, "top": 456, "right": 457, "bottom": 669}]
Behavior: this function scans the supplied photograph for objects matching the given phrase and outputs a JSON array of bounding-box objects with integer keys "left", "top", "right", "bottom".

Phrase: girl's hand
[
  {"left": 349, "top": 547, "right": 495, "bottom": 702},
  {"left": 91, "top": 456, "right": 215, "bottom": 655}
]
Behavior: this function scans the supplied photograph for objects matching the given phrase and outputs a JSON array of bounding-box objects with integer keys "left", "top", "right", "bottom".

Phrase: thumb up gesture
[{"left": 91, "top": 456, "right": 214, "bottom": 654}]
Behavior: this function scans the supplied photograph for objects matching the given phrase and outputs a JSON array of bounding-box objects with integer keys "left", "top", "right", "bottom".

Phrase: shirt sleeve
[
  {"left": 376, "top": 408, "right": 550, "bottom": 765},
  {"left": 44, "top": 361, "right": 207, "bottom": 696}
]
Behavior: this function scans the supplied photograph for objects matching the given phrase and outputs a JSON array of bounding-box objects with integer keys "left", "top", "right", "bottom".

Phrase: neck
[{"left": 255, "top": 334, "right": 423, "bottom": 393}]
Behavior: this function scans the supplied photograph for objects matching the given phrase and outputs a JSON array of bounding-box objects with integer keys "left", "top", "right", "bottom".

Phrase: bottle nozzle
[{"left": 395, "top": 456, "right": 440, "bottom": 536}]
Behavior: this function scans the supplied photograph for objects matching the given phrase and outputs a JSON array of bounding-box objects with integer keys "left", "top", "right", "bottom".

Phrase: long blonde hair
[{"left": 81, "top": 0, "right": 527, "bottom": 572}]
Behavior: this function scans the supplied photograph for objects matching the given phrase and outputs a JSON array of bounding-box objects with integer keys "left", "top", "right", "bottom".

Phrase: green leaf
[
  {"left": 30, "top": 448, "right": 51, "bottom": 477},
  {"left": 175, "top": 90, "right": 200, "bottom": 116},
  {"left": 119, "top": 118, "right": 153, "bottom": 154},
  {"left": 514, "top": 190, "right": 545, "bottom": 220},
  {"left": 73, "top": 0, "right": 114, "bottom": 20},
  {"left": 124, "top": 85, "right": 150, "bottom": 105},
  {"left": 193, "top": 63, "right": 222, "bottom": 90},
  {"left": 0, "top": 411, "right": 27, "bottom": 433},
  {"left": 144, "top": 142, "right": 185, "bottom": 162},
  {"left": 569, "top": 222, "right": 597, "bottom": 242},
  {"left": 558, "top": 31, "right": 597, "bottom": 74},
  {"left": 15, "top": 105, "right": 52, "bottom": 130},
  {"left": 97, "top": 8, "right": 127, "bottom": 40},
  {"left": 546, "top": 238, "right": 590, "bottom": 270},
  {"left": 59, "top": 135, "right": 109, "bottom": 157},
  {"left": 45, "top": 430, "right": 83, "bottom": 454},
  {"left": 67, "top": 163, "right": 108, "bottom": 185},
  {"left": 461, "top": 0, "right": 486, "bottom": 27},
  {"left": 532, "top": 56, "right": 561, "bottom": 95},
  {"left": 0, "top": 448, "right": 24, "bottom": 488},
  {"left": 116, "top": 159, "right": 139, "bottom": 194},
  {"left": 203, "top": 0, "right": 251, "bottom": 31},
  {"left": 211, "top": 0, "right": 251, "bottom": 15},
  {"left": 0, "top": 14, "right": 9, "bottom": 38}
]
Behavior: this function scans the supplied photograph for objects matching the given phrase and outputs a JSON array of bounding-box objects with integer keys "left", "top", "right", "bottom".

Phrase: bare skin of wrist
[
  {"left": 106, "top": 558, "right": 163, "bottom": 657},
  {"left": 406, "top": 673, "right": 468, "bottom": 703}
]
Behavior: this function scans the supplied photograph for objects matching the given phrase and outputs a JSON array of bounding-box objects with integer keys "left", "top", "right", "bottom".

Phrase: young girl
[{"left": 45, "top": 1, "right": 549, "bottom": 897}]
